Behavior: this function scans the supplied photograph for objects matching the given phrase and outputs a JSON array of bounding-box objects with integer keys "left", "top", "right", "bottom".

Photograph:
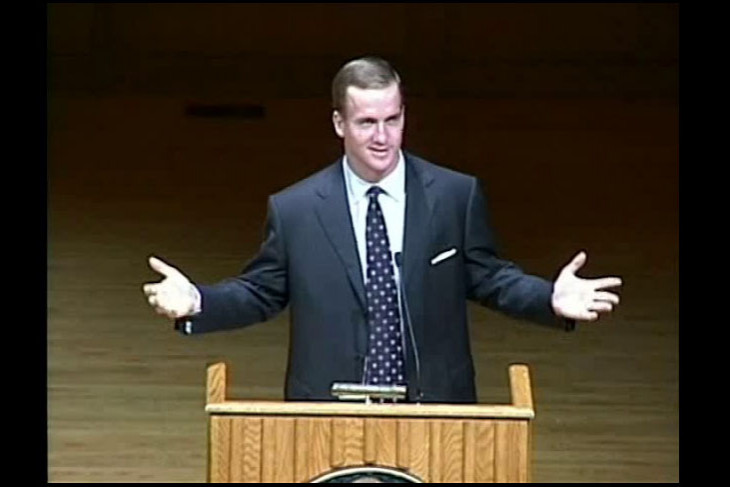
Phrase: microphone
[{"left": 394, "top": 251, "right": 423, "bottom": 402}]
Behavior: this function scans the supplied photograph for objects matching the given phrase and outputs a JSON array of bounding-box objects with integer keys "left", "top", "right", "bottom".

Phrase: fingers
[
  {"left": 584, "top": 291, "right": 621, "bottom": 316},
  {"left": 592, "top": 277, "right": 623, "bottom": 290},
  {"left": 142, "top": 283, "right": 158, "bottom": 297},
  {"left": 148, "top": 292, "right": 185, "bottom": 318},
  {"left": 148, "top": 256, "right": 180, "bottom": 279},
  {"left": 156, "top": 306, "right": 181, "bottom": 319},
  {"left": 594, "top": 291, "right": 620, "bottom": 305},
  {"left": 588, "top": 301, "right": 614, "bottom": 313},
  {"left": 153, "top": 304, "right": 181, "bottom": 319},
  {"left": 574, "top": 310, "right": 599, "bottom": 321},
  {"left": 565, "top": 251, "right": 587, "bottom": 275},
  {"left": 145, "top": 283, "right": 174, "bottom": 315},
  {"left": 565, "top": 301, "right": 609, "bottom": 321}
]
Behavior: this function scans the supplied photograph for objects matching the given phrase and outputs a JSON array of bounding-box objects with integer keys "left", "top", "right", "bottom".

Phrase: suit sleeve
[
  {"left": 463, "top": 177, "right": 573, "bottom": 330},
  {"left": 184, "top": 196, "right": 290, "bottom": 333}
]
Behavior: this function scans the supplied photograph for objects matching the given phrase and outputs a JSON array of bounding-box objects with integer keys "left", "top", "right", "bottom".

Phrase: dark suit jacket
[{"left": 188, "top": 152, "right": 569, "bottom": 403}]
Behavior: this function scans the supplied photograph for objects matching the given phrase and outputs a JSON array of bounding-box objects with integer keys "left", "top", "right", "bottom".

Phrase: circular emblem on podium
[{"left": 310, "top": 466, "right": 423, "bottom": 483}]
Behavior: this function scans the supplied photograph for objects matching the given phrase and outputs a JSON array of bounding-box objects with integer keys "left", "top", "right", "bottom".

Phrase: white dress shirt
[{"left": 342, "top": 151, "right": 406, "bottom": 285}]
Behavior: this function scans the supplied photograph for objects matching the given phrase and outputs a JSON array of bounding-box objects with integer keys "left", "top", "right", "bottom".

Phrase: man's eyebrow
[{"left": 356, "top": 112, "right": 401, "bottom": 122}]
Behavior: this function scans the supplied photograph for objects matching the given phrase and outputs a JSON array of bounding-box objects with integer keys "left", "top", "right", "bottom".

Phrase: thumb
[
  {"left": 565, "top": 251, "right": 587, "bottom": 275},
  {"left": 148, "top": 256, "right": 180, "bottom": 279}
]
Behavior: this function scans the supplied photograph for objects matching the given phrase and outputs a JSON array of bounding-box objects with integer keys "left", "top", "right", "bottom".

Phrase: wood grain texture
[
  {"left": 364, "top": 418, "right": 377, "bottom": 465},
  {"left": 396, "top": 419, "right": 410, "bottom": 469},
  {"left": 209, "top": 416, "right": 231, "bottom": 483},
  {"left": 229, "top": 418, "right": 244, "bottom": 481},
  {"left": 441, "top": 420, "right": 464, "bottom": 482},
  {"left": 274, "top": 418, "right": 296, "bottom": 483},
  {"left": 509, "top": 364, "right": 533, "bottom": 409},
  {"left": 525, "top": 421, "right": 533, "bottom": 483},
  {"left": 241, "top": 417, "right": 262, "bottom": 482},
  {"left": 463, "top": 421, "right": 475, "bottom": 483},
  {"left": 430, "top": 421, "right": 442, "bottom": 483},
  {"left": 475, "top": 421, "right": 495, "bottom": 483},
  {"left": 341, "top": 418, "right": 365, "bottom": 467},
  {"left": 304, "top": 418, "right": 331, "bottom": 481},
  {"left": 330, "top": 418, "right": 346, "bottom": 468},
  {"left": 207, "top": 362, "right": 227, "bottom": 404},
  {"left": 495, "top": 420, "right": 529, "bottom": 483},
  {"left": 294, "top": 419, "right": 311, "bottom": 482},
  {"left": 260, "top": 418, "right": 276, "bottom": 482},
  {"left": 402, "top": 419, "right": 427, "bottom": 482},
  {"left": 375, "top": 418, "right": 398, "bottom": 467},
  {"left": 312, "top": 418, "right": 332, "bottom": 476},
  {"left": 205, "top": 401, "right": 533, "bottom": 418}
]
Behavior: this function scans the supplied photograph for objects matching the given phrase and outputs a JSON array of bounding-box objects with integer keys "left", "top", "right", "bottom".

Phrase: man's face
[{"left": 332, "top": 83, "right": 405, "bottom": 183}]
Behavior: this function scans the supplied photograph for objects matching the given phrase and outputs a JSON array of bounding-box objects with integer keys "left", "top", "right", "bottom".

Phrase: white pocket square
[{"left": 430, "top": 247, "right": 457, "bottom": 266}]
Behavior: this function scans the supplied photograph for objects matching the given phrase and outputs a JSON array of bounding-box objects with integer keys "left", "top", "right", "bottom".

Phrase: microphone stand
[{"left": 394, "top": 252, "right": 423, "bottom": 403}]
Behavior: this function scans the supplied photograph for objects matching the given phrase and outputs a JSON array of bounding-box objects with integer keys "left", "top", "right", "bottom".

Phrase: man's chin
[
  {"left": 365, "top": 158, "right": 397, "bottom": 178},
  {"left": 347, "top": 152, "right": 399, "bottom": 182}
]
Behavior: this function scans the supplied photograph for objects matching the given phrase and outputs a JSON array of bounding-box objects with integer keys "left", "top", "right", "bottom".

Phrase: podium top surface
[
  {"left": 205, "top": 400, "right": 534, "bottom": 419},
  {"left": 205, "top": 362, "right": 535, "bottom": 419}
]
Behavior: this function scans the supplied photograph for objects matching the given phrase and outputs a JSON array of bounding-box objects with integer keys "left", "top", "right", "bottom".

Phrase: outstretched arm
[{"left": 142, "top": 197, "right": 290, "bottom": 333}]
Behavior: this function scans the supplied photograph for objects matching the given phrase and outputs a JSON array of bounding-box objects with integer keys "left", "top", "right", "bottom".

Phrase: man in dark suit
[{"left": 143, "top": 56, "right": 621, "bottom": 403}]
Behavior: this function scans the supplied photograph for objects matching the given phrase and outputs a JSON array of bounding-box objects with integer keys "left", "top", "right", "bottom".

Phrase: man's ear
[{"left": 332, "top": 110, "right": 345, "bottom": 138}]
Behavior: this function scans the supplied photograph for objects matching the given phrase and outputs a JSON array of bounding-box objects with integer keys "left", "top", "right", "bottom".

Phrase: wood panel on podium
[{"left": 205, "top": 362, "right": 535, "bottom": 483}]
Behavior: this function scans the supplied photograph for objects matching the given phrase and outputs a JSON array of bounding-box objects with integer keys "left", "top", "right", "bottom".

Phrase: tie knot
[{"left": 367, "top": 186, "right": 384, "bottom": 199}]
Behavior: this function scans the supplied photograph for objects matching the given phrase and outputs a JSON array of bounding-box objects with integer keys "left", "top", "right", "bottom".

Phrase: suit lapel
[
  {"left": 312, "top": 155, "right": 437, "bottom": 315},
  {"left": 314, "top": 161, "right": 367, "bottom": 312},
  {"left": 403, "top": 154, "right": 437, "bottom": 322}
]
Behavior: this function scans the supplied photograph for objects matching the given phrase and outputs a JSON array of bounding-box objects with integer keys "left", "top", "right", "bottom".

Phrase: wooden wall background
[{"left": 47, "top": 4, "right": 678, "bottom": 482}]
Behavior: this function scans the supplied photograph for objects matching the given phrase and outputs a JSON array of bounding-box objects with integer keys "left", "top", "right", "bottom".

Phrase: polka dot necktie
[{"left": 364, "top": 186, "right": 405, "bottom": 386}]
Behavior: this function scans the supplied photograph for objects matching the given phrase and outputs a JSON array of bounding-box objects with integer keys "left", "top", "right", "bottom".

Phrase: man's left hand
[{"left": 552, "top": 251, "right": 622, "bottom": 322}]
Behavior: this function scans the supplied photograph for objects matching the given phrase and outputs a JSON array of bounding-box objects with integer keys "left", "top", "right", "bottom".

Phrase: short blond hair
[{"left": 331, "top": 56, "right": 403, "bottom": 114}]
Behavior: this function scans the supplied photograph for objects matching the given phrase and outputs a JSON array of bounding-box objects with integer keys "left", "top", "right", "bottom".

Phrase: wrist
[{"left": 189, "top": 284, "right": 202, "bottom": 315}]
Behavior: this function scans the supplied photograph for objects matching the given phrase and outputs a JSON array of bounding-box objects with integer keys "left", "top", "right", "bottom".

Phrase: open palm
[{"left": 552, "top": 251, "right": 622, "bottom": 322}]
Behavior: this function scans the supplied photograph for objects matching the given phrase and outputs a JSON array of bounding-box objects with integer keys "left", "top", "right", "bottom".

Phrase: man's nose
[{"left": 373, "top": 122, "right": 388, "bottom": 143}]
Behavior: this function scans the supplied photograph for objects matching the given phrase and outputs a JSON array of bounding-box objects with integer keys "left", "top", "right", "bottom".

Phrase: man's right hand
[{"left": 143, "top": 256, "right": 200, "bottom": 319}]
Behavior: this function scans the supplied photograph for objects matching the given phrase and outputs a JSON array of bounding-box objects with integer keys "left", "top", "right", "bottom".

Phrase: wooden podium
[{"left": 205, "top": 362, "right": 535, "bottom": 483}]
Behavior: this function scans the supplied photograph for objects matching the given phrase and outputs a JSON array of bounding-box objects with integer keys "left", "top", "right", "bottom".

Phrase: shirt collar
[{"left": 342, "top": 151, "right": 406, "bottom": 203}]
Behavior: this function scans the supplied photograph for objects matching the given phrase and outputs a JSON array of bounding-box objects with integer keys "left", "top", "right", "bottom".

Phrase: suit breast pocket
[{"left": 429, "top": 246, "right": 459, "bottom": 267}]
